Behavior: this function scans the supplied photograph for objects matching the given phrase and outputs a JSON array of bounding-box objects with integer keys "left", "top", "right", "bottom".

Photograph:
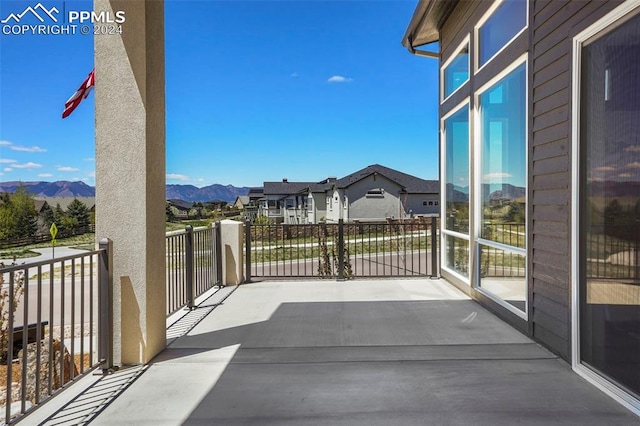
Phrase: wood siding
[
  {"left": 438, "top": 0, "right": 625, "bottom": 362},
  {"left": 530, "top": 0, "right": 623, "bottom": 360}
]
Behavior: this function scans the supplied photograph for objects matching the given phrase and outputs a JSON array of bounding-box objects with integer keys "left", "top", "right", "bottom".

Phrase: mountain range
[{"left": 0, "top": 181, "right": 250, "bottom": 202}]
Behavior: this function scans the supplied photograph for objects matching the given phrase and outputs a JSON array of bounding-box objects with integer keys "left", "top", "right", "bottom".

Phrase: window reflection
[
  {"left": 479, "top": 63, "right": 526, "bottom": 248},
  {"left": 444, "top": 44, "right": 469, "bottom": 98},
  {"left": 579, "top": 13, "right": 640, "bottom": 397},
  {"left": 444, "top": 107, "right": 469, "bottom": 234},
  {"left": 478, "top": 0, "right": 526, "bottom": 67},
  {"left": 444, "top": 235, "right": 469, "bottom": 277},
  {"left": 479, "top": 244, "right": 526, "bottom": 312}
]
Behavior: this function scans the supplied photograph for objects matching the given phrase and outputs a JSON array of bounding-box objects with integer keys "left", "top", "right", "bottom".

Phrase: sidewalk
[{"left": 30, "top": 279, "right": 639, "bottom": 425}]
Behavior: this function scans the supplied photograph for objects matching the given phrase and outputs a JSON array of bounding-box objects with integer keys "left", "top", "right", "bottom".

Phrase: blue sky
[{"left": 1, "top": 0, "right": 439, "bottom": 188}]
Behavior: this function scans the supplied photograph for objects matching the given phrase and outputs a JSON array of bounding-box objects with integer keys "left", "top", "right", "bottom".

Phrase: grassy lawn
[{"left": 0, "top": 233, "right": 96, "bottom": 260}]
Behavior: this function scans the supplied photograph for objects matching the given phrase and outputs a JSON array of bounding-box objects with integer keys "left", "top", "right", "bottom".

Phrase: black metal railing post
[
  {"left": 98, "top": 238, "right": 113, "bottom": 374},
  {"left": 185, "top": 226, "right": 195, "bottom": 309},
  {"left": 215, "top": 221, "right": 223, "bottom": 286},
  {"left": 337, "top": 219, "right": 345, "bottom": 281},
  {"left": 245, "top": 220, "right": 252, "bottom": 283},
  {"left": 431, "top": 217, "right": 439, "bottom": 278}
]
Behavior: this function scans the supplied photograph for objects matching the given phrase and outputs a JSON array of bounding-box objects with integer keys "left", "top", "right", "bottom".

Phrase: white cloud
[
  {"left": 0, "top": 159, "right": 17, "bottom": 164},
  {"left": 166, "top": 173, "right": 190, "bottom": 181},
  {"left": 483, "top": 172, "right": 512, "bottom": 180},
  {"left": 88, "top": 171, "right": 96, "bottom": 178},
  {"left": 3, "top": 168, "right": 12, "bottom": 172},
  {"left": 624, "top": 146, "right": 640, "bottom": 153},
  {"left": 38, "top": 173, "right": 54, "bottom": 178},
  {"left": 327, "top": 75, "right": 353, "bottom": 83},
  {"left": 626, "top": 162, "right": 640, "bottom": 169},
  {"left": 0, "top": 141, "right": 11, "bottom": 146},
  {"left": 10, "top": 145, "right": 47, "bottom": 153},
  {"left": 84, "top": 157, "right": 95, "bottom": 162},
  {"left": 14, "top": 162, "right": 42, "bottom": 169},
  {"left": 57, "top": 166, "right": 80, "bottom": 172},
  {"left": 618, "top": 173, "right": 632, "bottom": 178},
  {"left": 0, "top": 172, "right": 3, "bottom": 176},
  {"left": 594, "top": 166, "right": 615, "bottom": 172},
  {"left": 290, "top": 72, "right": 299, "bottom": 78}
]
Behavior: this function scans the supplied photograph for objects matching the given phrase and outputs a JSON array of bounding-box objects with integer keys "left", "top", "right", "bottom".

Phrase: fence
[
  {"left": 166, "top": 224, "right": 222, "bottom": 316},
  {"left": 0, "top": 239, "right": 113, "bottom": 425},
  {"left": 0, "top": 225, "right": 96, "bottom": 249},
  {"left": 586, "top": 226, "right": 640, "bottom": 280},
  {"left": 245, "top": 218, "right": 439, "bottom": 280}
]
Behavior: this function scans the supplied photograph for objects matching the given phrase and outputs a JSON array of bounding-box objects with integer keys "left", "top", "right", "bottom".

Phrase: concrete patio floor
[{"left": 29, "top": 278, "right": 638, "bottom": 425}]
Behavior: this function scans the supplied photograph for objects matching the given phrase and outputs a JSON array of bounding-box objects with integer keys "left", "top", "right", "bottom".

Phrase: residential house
[
  {"left": 325, "top": 164, "right": 440, "bottom": 223},
  {"left": 403, "top": 0, "right": 640, "bottom": 412},
  {"left": 166, "top": 199, "right": 193, "bottom": 220},
  {"left": 260, "top": 165, "right": 439, "bottom": 224},
  {"left": 262, "top": 179, "right": 316, "bottom": 224}
]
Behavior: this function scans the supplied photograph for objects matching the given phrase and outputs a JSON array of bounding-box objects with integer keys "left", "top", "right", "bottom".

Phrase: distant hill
[
  {"left": 0, "top": 181, "right": 250, "bottom": 203},
  {"left": 166, "top": 184, "right": 250, "bottom": 202},
  {"left": 482, "top": 183, "right": 526, "bottom": 201},
  {"left": 0, "top": 181, "right": 95, "bottom": 197}
]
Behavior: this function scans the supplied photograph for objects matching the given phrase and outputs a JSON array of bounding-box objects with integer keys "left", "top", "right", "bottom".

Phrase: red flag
[{"left": 62, "top": 69, "right": 95, "bottom": 118}]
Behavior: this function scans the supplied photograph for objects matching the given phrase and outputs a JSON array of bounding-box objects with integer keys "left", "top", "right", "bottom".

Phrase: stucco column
[{"left": 94, "top": 0, "right": 165, "bottom": 365}]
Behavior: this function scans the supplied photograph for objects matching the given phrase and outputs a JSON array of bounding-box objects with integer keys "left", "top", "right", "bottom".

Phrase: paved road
[{"left": 1, "top": 246, "right": 91, "bottom": 266}]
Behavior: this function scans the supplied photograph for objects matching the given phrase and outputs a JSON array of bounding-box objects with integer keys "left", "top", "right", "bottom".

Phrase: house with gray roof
[
  {"left": 259, "top": 165, "right": 439, "bottom": 224},
  {"left": 325, "top": 164, "right": 439, "bottom": 223}
]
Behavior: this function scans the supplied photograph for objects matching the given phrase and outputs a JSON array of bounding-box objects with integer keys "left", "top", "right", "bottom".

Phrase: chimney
[{"left": 282, "top": 178, "right": 288, "bottom": 183}]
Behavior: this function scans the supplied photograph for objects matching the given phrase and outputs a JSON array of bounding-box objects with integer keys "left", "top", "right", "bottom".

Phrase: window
[
  {"left": 477, "top": 0, "right": 527, "bottom": 69},
  {"left": 441, "top": 102, "right": 470, "bottom": 281},
  {"left": 366, "top": 188, "right": 384, "bottom": 198},
  {"left": 475, "top": 57, "right": 527, "bottom": 316},
  {"left": 444, "top": 105, "right": 469, "bottom": 234},
  {"left": 478, "top": 61, "right": 526, "bottom": 249},
  {"left": 576, "top": 9, "right": 640, "bottom": 399},
  {"left": 443, "top": 38, "right": 469, "bottom": 99}
]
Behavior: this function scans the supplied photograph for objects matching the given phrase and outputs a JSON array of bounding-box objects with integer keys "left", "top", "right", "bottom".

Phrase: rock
[{"left": 15, "top": 338, "right": 78, "bottom": 404}]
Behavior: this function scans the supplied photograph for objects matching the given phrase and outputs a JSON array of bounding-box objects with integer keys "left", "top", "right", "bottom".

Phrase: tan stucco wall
[{"left": 94, "top": 0, "right": 166, "bottom": 365}]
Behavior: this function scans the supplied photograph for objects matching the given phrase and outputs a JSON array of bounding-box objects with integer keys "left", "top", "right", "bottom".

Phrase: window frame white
[
  {"left": 441, "top": 99, "right": 471, "bottom": 283},
  {"left": 474, "top": 0, "right": 529, "bottom": 74},
  {"left": 441, "top": 34, "right": 470, "bottom": 103},
  {"left": 570, "top": 0, "right": 640, "bottom": 415},
  {"left": 473, "top": 53, "right": 528, "bottom": 319}
]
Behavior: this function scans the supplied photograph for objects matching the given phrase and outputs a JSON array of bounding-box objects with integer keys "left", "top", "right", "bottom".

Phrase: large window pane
[
  {"left": 579, "top": 13, "right": 640, "bottom": 398},
  {"left": 444, "top": 44, "right": 469, "bottom": 98},
  {"left": 444, "top": 235, "right": 469, "bottom": 278},
  {"left": 444, "top": 107, "right": 469, "bottom": 233},
  {"left": 478, "top": 0, "right": 526, "bottom": 67},
  {"left": 479, "top": 63, "right": 526, "bottom": 248},
  {"left": 478, "top": 244, "right": 526, "bottom": 312}
]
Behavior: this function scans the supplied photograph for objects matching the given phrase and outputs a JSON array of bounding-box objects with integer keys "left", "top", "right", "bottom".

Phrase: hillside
[{"left": 0, "top": 181, "right": 250, "bottom": 202}]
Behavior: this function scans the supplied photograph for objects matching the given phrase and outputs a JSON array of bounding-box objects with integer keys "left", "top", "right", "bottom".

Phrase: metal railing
[
  {"left": 166, "top": 224, "right": 222, "bottom": 316},
  {"left": 245, "top": 218, "right": 439, "bottom": 280},
  {"left": 0, "top": 239, "right": 113, "bottom": 425},
  {"left": 586, "top": 226, "right": 640, "bottom": 280}
]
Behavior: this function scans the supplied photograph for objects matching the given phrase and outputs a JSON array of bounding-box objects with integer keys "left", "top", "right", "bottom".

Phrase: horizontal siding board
[
  {"left": 533, "top": 88, "right": 569, "bottom": 117},
  {"left": 533, "top": 247, "right": 569, "bottom": 270},
  {"left": 532, "top": 69, "right": 568, "bottom": 97},
  {"left": 533, "top": 322, "right": 569, "bottom": 360},
  {"left": 533, "top": 292, "right": 568, "bottom": 321},
  {"left": 532, "top": 0, "right": 566, "bottom": 28},
  {"left": 532, "top": 172, "right": 569, "bottom": 190},
  {"left": 533, "top": 308, "right": 569, "bottom": 340},
  {"left": 532, "top": 141, "right": 568, "bottom": 161},
  {"left": 533, "top": 0, "right": 588, "bottom": 42},
  {"left": 533, "top": 155, "right": 568, "bottom": 175},
  {"left": 532, "top": 219, "right": 568, "bottom": 238},
  {"left": 441, "top": 0, "right": 483, "bottom": 55},
  {"left": 532, "top": 261, "right": 569, "bottom": 286},
  {"left": 532, "top": 123, "right": 568, "bottom": 146},
  {"left": 533, "top": 40, "right": 570, "bottom": 73},
  {"left": 532, "top": 105, "right": 568, "bottom": 132},
  {"left": 532, "top": 188, "right": 569, "bottom": 205},
  {"left": 533, "top": 234, "right": 567, "bottom": 255},
  {"left": 532, "top": 204, "right": 568, "bottom": 222},
  {"left": 533, "top": 278, "right": 570, "bottom": 306},
  {"left": 532, "top": 56, "right": 569, "bottom": 92}
]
